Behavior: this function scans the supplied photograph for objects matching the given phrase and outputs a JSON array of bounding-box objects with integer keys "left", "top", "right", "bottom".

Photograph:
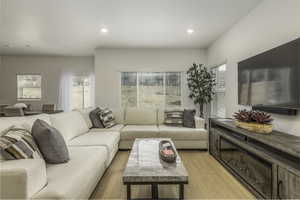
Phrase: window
[
  {"left": 211, "top": 64, "right": 226, "bottom": 117},
  {"left": 17, "top": 75, "right": 42, "bottom": 100},
  {"left": 71, "top": 76, "right": 93, "bottom": 109},
  {"left": 121, "top": 72, "right": 181, "bottom": 108}
]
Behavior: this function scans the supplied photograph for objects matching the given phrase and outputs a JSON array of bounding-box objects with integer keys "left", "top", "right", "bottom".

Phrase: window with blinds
[{"left": 121, "top": 72, "right": 182, "bottom": 108}]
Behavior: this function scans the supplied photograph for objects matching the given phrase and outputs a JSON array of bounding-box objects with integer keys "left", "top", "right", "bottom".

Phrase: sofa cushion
[
  {"left": 89, "top": 124, "right": 124, "bottom": 133},
  {"left": 121, "top": 125, "right": 159, "bottom": 140},
  {"left": 68, "top": 131, "right": 120, "bottom": 166},
  {"left": 124, "top": 108, "right": 157, "bottom": 125},
  {"left": 158, "top": 125, "right": 208, "bottom": 140},
  {"left": 0, "top": 158, "right": 47, "bottom": 199},
  {"left": 68, "top": 131, "right": 120, "bottom": 153},
  {"left": 32, "top": 146, "right": 107, "bottom": 199},
  {"left": 50, "top": 111, "right": 89, "bottom": 142},
  {"left": 32, "top": 120, "right": 69, "bottom": 164},
  {"left": 75, "top": 107, "right": 94, "bottom": 129}
]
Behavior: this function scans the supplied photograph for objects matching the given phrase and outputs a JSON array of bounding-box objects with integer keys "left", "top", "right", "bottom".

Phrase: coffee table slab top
[{"left": 123, "top": 138, "right": 188, "bottom": 184}]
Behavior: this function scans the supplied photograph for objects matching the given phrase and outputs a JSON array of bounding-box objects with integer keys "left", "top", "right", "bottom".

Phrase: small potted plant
[{"left": 233, "top": 109, "right": 273, "bottom": 134}]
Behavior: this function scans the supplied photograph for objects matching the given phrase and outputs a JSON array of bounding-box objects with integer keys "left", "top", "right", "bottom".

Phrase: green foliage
[{"left": 186, "top": 63, "right": 216, "bottom": 117}]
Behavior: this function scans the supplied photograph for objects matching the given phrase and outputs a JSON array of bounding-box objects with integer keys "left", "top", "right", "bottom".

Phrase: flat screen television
[{"left": 238, "top": 38, "right": 300, "bottom": 110}]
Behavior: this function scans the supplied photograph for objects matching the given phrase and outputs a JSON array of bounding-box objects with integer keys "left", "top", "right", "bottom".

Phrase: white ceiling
[{"left": 0, "top": 0, "right": 262, "bottom": 56}]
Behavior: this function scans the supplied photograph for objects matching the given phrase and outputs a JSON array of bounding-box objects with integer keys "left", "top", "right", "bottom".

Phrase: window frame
[
  {"left": 17, "top": 74, "right": 42, "bottom": 101},
  {"left": 120, "top": 71, "right": 183, "bottom": 108}
]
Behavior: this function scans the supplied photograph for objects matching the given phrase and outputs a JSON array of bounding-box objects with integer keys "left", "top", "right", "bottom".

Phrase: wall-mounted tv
[{"left": 238, "top": 38, "right": 300, "bottom": 111}]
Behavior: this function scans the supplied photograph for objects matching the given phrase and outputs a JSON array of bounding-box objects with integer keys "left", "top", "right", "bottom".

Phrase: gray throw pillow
[
  {"left": 89, "top": 107, "right": 104, "bottom": 128},
  {"left": 183, "top": 109, "right": 196, "bottom": 128},
  {"left": 32, "top": 119, "right": 69, "bottom": 164}
]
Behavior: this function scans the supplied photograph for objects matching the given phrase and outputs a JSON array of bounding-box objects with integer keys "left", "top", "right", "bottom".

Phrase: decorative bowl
[
  {"left": 235, "top": 121, "right": 273, "bottom": 134},
  {"left": 159, "top": 140, "right": 177, "bottom": 163}
]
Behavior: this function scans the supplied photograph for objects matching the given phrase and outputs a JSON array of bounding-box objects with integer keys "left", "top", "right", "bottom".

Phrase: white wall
[
  {"left": 0, "top": 56, "right": 94, "bottom": 110},
  {"left": 95, "top": 48, "right": 206, "bottom": 110},
  {"left": 207, "top": 0, "right": 300, "bottom": 136}
]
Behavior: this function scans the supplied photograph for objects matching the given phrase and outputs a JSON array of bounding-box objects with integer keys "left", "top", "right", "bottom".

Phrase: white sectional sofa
[{"left": 0, "top": 107, "right": 207, "bottom": 199}]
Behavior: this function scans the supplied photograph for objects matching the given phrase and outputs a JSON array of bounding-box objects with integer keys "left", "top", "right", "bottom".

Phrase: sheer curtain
[
  {"left": 58, "top": 73, "right": 72, "bottom": 112},
  {"left": 58, "top": 72, "right": 95, "bottom": 111},
  {"left": 89, "top": 73, "right": 95, "bottom": 108}
]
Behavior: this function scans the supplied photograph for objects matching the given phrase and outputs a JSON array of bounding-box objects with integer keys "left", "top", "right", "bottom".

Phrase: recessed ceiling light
[
  {"left": 100, "top": 28, "right": 109, "bottom": 33},
  {"left": 187, "top": 29, "right": 194, "bottom": 34}
]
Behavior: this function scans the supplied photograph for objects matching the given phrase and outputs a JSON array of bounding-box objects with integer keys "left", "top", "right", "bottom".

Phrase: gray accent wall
[
  {"left": 207, "top": 0, "right": 300, "bottom": 136},
  {"left": 0, "top": 56, "right": 94, "bottom": 110}
]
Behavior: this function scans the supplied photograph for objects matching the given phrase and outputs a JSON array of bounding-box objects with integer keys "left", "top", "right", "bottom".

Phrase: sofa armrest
[
  {"left": 0, "top": 159, "right": 47, "bottom": 199},
  {"left": 194, "top": 116, "right": 205, "bottom": 129}
]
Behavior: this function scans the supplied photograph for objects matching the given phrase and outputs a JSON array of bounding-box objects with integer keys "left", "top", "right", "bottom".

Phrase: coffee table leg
[
  {"left": 151, "top": 184, "right": 158, "bottom": 200},
  {"left": 179, "top": 184, "right": 184, "bottom": 200},
  {"left": 127, "top": 184, "right": 131, "bottom": 200}
]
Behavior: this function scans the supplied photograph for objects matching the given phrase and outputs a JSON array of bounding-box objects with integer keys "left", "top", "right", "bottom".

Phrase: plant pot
[{"left": 234, "top": 121, "right": 273, "bottom": 134}]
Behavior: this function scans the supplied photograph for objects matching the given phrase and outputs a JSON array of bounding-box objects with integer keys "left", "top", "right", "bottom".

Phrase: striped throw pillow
[
  {"left": 98, "top": 108, "right": 117, "bottom": 128},
  {"left": 164, "top": 110, "right": 184, "bottom": 126},
  {"left": 0, "top": 127, "right": 42, "bottom": 160}
]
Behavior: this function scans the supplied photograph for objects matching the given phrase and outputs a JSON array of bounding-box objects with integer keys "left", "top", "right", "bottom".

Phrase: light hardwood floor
[{"left": 91, "top": 151, "right": 255, "bottom": 199}]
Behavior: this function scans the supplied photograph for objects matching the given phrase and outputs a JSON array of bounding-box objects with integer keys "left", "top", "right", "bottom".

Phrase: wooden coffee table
[{"left": 123, "top": 138, "right": 188, "bottom": 200}]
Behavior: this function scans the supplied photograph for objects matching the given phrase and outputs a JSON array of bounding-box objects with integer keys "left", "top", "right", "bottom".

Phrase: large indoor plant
[{"left": 187, "top": 63, "right": 216, "bottom": 118}]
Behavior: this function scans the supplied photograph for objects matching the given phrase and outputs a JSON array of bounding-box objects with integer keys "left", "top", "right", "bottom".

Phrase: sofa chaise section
[{"left": 32, "top": 146, "right": 107, "bottom": 199}]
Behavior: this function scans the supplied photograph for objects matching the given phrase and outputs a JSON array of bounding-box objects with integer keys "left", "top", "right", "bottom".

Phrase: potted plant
[
  {"left": 233, "top": 109, "right": 274, "bottom": 134},
  {"left": 187, "top": 63, "right": 216, "bottom": 118}
]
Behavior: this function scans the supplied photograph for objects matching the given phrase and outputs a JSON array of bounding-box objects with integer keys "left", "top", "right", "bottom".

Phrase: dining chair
[
  {"left": 0, "top": 104, "right": 9, "bottom": 116},
  {"left": 42, "top": 104, "right": 56, "bottom": 112},
  {"left": 3, "top": 107, "right": 25, "bottom": 117}
]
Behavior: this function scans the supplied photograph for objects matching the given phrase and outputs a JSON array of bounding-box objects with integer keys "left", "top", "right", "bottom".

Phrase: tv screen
[{"left": 238, "top": 38, "right": 300, "bottom": 109}]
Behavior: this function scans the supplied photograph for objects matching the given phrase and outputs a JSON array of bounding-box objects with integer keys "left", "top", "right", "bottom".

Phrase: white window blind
[{"left": 121, "top": 72, "right": 182, "bottom": 108}]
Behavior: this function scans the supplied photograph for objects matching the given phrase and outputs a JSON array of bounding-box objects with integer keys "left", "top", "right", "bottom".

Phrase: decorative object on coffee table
[
  {"left": 159, "top": 140, "right": 177, "bottom": 163},
  {"left": 123, "top": 138, "right": 188, "bottom": 200},
  {"left": 233, "top": 109, "right": 273, "bottom": 134}
]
